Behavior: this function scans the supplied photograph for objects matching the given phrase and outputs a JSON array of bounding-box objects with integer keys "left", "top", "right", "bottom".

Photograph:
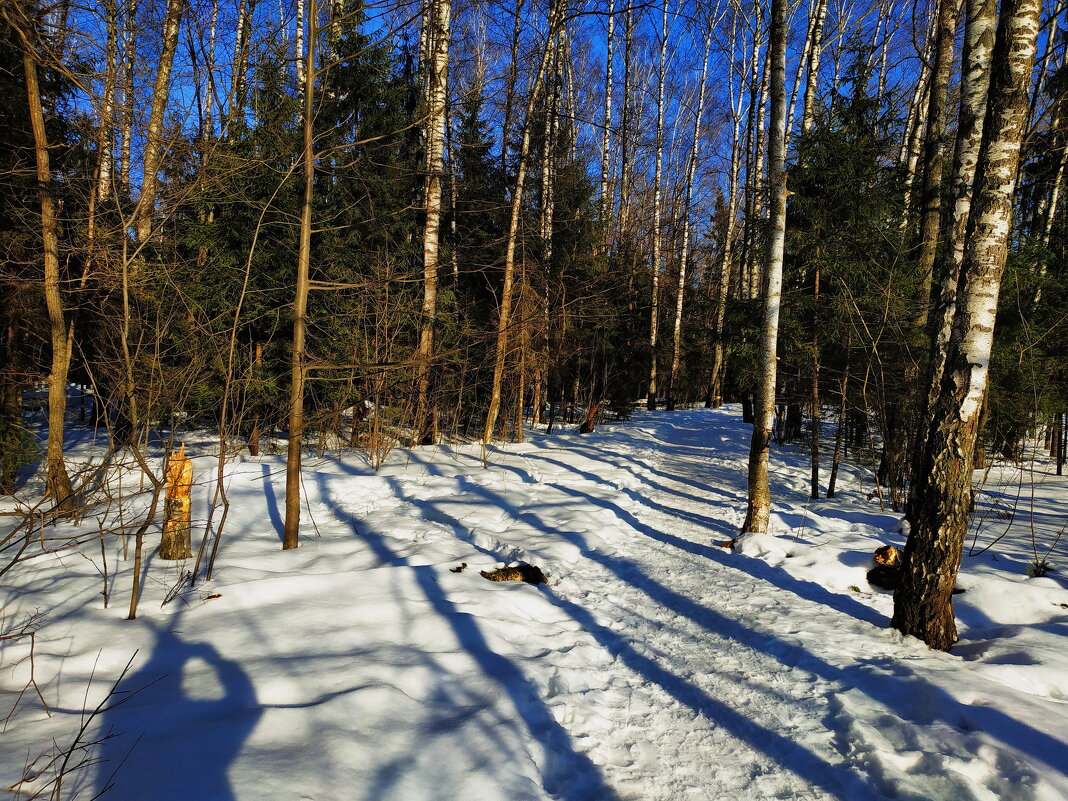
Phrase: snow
[{"left": 2, "top": 406, "right": 1067, "bottom": 800}]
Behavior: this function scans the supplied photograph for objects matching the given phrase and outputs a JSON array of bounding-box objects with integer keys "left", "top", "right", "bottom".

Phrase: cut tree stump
[{"left": 160, "top": 444, "right": 193, "bottom": 560}]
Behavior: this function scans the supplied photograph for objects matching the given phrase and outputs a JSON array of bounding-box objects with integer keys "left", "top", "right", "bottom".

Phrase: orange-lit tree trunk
[{"left": 13, "top": 9, "right": 74, "bottom": 510}]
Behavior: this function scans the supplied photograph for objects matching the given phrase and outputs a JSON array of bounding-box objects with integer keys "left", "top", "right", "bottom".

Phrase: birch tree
[
  {"left": 893, "top": 0, "right": 1042, "bottom": 651},
  {"left": 910, "top": 0, "right": 996, "bottom": 481},
  {"left": 414, "top": 0, "right": 450, "bottom": 446},
  {"left": 599, "top": 0, "right": 615, "bottom": 249},
  {"left": 646, "top": 0, "right": 670, "bottom": 410},
  {"left": 741, "top": 0, "right": 787, "bottom": 536}
]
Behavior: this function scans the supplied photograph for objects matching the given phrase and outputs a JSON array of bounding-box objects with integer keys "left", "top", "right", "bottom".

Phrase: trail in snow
[{"left": 2, "top": 407, "right": 1066, "bottom": 801}]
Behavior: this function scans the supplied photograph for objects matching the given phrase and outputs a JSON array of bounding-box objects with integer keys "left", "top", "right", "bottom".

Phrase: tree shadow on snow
[
  {"left": 314, "top": 478, "right": 620, "bottom": 801},
  {"left": 89, "top": 616, "right": 261, "bottom": 801},
  {"left": 261, "top": 462, "right": 285, "bottom": 541},
  {"left": 456, "top": 477, "right": 1068, "bottom": 792},
  {"left": 396, "top": 477, "right": 864, "bottom": 798}
]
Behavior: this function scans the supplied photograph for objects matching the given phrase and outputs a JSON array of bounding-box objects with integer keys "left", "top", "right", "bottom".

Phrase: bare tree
[
  {"left": 646, "top": 0, "right": 670, "bottom": 410},
  {"left": 7, "top": 2, "right": 75, "bottom": 511},
  {"left": 667, "top": 17, "right": 711, "bottom": 410},
  {"left": 414, "top": 0, "right": 451, "bottom": 446},
  {"left": 283, "top": 0, "right": 319, "bottom": 550}
]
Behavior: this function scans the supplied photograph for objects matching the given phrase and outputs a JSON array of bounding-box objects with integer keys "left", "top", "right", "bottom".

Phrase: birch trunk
[
  {"left": 646, "top": 0, "right": 670, "bottom": 410},
  {"left": 283, "top": 0, "right": 318, "bottom": 550},
  {"left": 86, "top": 0, "right": 119, "bottom": 281},
  {"left": 415, "top": 0, "right": 450, "bottom": 446},
  {"left": 118, "top": 0, "right": 134, "bottom": 195},
  {"left": 500, "top": 0, "right": 525, "bottom": 174},
  {"left": 901, "top": 17, "right": 936, "bottom": 219},
  {"left": 134, "top": 0, "right": 183, "bottom": 243},
  {"left": 617, "top": 4, "right": 635, "bottom": 239},
  {"left": 599, "top": 0, "right": 615, "bottom": 246},
  {"left": 709, "top": 13, "right": 745, "bottom": 407},
  {"left": 910, "top": 0, "right": 996, "bottom": 490},
  {"left": 296, "top": 0, "right": 306, "bottom": 88},
  {"left": 227, "top": 0, "right": 252, "bottom": 134},
  {"left": 800, "top": 0, "right": 828, "bottom": 136},
  {"left": 894, "top": 0, "right": 1041, "bottom": 651},
  {"left": 741, "top": 0, "right": 788, "bottom": 535},
  {"left": 94, "top": 0, "right": 119, "bottom": 214}
]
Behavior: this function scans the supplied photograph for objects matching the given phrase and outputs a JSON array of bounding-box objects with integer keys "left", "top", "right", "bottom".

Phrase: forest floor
[{"left": 2, "top": 405, "right": 1067, "bottom": 800}]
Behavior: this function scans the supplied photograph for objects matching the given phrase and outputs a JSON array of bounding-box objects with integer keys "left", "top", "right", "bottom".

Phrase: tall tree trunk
[
  {"left": 226, "top": 0, "right": 253, "bottom": 135},
  {"left": 646, "top": 0, "right": 670, "bottom": 410},
  {"left": 809, "top": 265, "right": 820, "bottom": 499},
  {"left": 500, "top": 0, "right": 525, "bottom": 175},
  {"left": 118, "top": 0, "right": 134, "bottom": 195},
  {"left": 909, "top": 0, "right": 996, "bottom": 505},
  {"left": 709, "top": 12, "right": 745, "bottom": 408},
  {"left": 295, "top": 0, "right": 306, "bottom": 87},
  {"left": 800, "top": 0, "right": 828, "bottom": 136},
  {"left": 134, "top": 0, "right": 183, "bottom": 243},
  {"left": 617, "top": 3, "right": 636, "bottom": 242},
  {"left": 893, "top": 0, "right": 1041, "bottom": 651},
  {"left": 599, "top": 0, "right": 615, "bottom": 248},
  {"left": 741, "top": 0, "right": 787, "bottom": 535},
  {"left": 283, "top": 0, "right": 318, "bottom": 550},
  {"left": 914, "top": 0, "right": 962, "bottom": 324},
  {"left": 482, "top": 0, "right": 563, "bottom": 451},
  {"left": 827, "top": 354, "right": 850, "bottom": 498},
  {"left": 14, "top": 11, "right": 74, "bottom": 510},
  {"left": 92, "top": 0, "right": 119, "bottom": 219},
  {"left": 415, "top": 0, "right": 450, "bottom": 446},
  {"left": 668, "top": 21, "right": 711, "bottom": 411}
]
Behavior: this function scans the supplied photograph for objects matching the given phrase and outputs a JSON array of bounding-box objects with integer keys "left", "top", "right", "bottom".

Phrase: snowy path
[
  {"left": 3, "top": 407, "right": 1067, "bottom": 801},
  {"left": 443, "top": 414, "right": 1060, "bottom": 801}
]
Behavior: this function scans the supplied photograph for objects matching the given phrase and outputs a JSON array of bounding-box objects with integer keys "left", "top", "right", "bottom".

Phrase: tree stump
[{"left": 160, "top": 444, "right": 193, "bottom": 559}]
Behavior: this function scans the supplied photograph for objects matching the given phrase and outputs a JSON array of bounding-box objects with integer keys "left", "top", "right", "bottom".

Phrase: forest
[
  {"left": 2, "top": 0, "right": 1068, "bottom": 700},
  {"left": 3, "top": 0, "right": 1068, "bottom": 796}
]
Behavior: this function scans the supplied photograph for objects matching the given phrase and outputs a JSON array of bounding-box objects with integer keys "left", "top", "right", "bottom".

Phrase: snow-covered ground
[{"left": 2, "top": 406, "right": 1067, "bottom": 800}]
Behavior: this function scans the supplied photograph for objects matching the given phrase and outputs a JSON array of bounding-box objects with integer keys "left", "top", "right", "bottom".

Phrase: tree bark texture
[
  {"left": 910, "top": 0, "right": 996, "bottom": 512},
  {"left": 741, "top": 0, "right": 787, "bottom": 536},
  {"left": 160, "top": 445, "right": 193, "bottom": 559},
  {"left": 415, "top": 0, "right": 450, "bottom": 446},
  {"left": 893, "top": 0, "right": 1041, "bottom": 651}
]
